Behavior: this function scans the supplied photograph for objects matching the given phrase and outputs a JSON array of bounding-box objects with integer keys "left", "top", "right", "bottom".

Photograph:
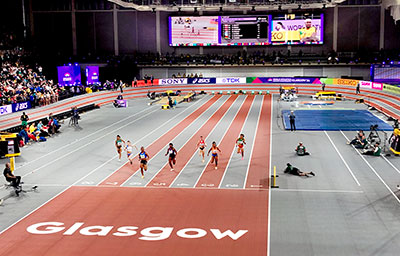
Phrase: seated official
[
  {"left": 295, "top": 142, "right": 310, "bottom": 156},
  {"left": 117, "top": 94, "right": 123, "bottom": 100},
  {"left": 362, "top": 142, "right": 381, "bottom": 156},
  {"left": 284, "top": 163, "right": 315, "bottom": 177},
  {"left": 3, "top": 163, "right": 22, "bottom": 195}
]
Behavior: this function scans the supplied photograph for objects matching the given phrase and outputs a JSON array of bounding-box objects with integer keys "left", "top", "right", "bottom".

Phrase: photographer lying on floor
[{"left": 284, "top": 163, "right": 315, "bottom": 177}]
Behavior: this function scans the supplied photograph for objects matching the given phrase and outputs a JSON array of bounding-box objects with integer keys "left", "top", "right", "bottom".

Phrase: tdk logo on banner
[
  {"left": 224, "top": 78, "right": 240, "bottom": 83},
  {"left": 0, "top": 105, "right": 12, "bottom": 116}
]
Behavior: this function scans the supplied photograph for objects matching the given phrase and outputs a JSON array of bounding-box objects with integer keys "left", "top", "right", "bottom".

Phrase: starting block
[
  {"left": 227, "top": 91, "right": 230, "bottom": 95},
  {"left": 162, "top": 105, "right": 170, "bottom": 109},
  {"left": 251, "top": 91, "right": 255, "bottom": 95},
  {"left": 211, "top": 91, "right": 215, "bottom": 95}
]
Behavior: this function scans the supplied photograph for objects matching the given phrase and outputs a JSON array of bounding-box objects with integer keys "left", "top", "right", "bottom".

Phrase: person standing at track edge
[
  {"left": 356, "top": 81, "right": 361, "bottom": 94},
  {"left": 165, "top": 143, "right": 177, "bottom": 171},
  {"left": 289, "top": 111, "right": 296, "bottom": 131},
  {"left": 208, "top": 142, "right": 221, "bottom": 170},
  {"left": 20, "top": 112, "right": 29, "bottom": 127},
  {"left": 236, "top": 134, "right": 246, "bottom": 160},
  {"left": 139, "top": 147, "right": 149, "bottom": 178},
  {"left": 196, "top": 136, "right": 207, "bottom": 162},
  {"left": 115, "top": 135, "right": 125, "bottom": 161}
]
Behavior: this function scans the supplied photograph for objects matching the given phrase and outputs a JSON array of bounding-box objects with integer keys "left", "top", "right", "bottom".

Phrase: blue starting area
[{"left": 282, "top": 109, "right": 393, "bottom": 131}]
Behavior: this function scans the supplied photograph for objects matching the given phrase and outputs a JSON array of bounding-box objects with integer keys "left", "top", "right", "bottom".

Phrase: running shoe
[
  {"left": 310, "top": 172, "right": 315, "bottom": 176},
  {"left": 142, "top": 175, "right": 144, "bottom": 179}
]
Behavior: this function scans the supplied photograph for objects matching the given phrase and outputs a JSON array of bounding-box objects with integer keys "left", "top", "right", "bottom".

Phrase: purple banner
[
  {"left": 249, "top": 77, "right": 321, "bottom": 84},
  {"left": 57, "top": 66, "right": 82, "bottom": 86},
  {"left": 86, "top": 66, "right": 100, "bottom": 85}
]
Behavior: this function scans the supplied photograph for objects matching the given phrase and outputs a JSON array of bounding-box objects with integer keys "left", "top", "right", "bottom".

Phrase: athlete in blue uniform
[
  {"left": 207, "top": 141, "right": 221, "bottom": 170},
  {"left": 138, "top": 147, "right": 149, "bottom": 178}
]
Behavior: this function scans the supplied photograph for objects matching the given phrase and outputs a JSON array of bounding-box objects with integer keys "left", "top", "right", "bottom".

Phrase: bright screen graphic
[
  {"left": 371, "top": 64, "right": 400, "bottom": 83},
  {"left": 57, "top": 66, "right": 81, "bottom": 86},
  {"left": 269, "top": 14, "right": 324, "bottom": 45},
  {"left": 220, "top": 16, "right": 269, "bottom": 46},
  {"left": 169, "top": 16, "right": 220, "bottom": 46},
  {"left": 86, "top": 66, "right": 100, "bottom": 85}
]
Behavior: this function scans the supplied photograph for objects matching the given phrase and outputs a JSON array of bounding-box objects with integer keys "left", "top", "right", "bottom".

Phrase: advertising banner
[
  {"left": 332, "top": 78, "right": 358, "bottom": 87},
  {"left": 247, "top": 77, "right": 321, "bottom": 84},
  {"left": 0, "top": 104, "right": 13, "bottom": 116},
  {"left": 86, "top": 66, "right": 100, "bottom": 85},
  {"left": 12, "top": 101, "right": 32, "bottom": 113},
  {"left": 57, "top": 66, "right": 82, "bottom": 86},
  {"left": 188, "top": 78, "right": 216, "bottom": 84},
  {"left": 216, "top": 77, "right": 246, "bottom": 84},
  {"left": 159, "top": 78, "right": 188, "bottom": 85}
]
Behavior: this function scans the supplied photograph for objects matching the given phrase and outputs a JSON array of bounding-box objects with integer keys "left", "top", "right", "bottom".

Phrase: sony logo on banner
[
  {"left": 26, "top": 222, "right": 248, "bottom": 241},
  {"left": 161, "top": 78, "right": 186, "bottom": 85}
]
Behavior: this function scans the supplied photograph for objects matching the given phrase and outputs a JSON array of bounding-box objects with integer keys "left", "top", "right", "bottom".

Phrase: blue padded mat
[{"left": 282, "top": 110, "right": 393, "bottom": 131}]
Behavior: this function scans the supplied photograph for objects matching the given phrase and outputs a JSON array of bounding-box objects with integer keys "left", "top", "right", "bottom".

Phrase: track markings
[{"left": 324, "top": 131, "right": 361, "bottom": 186}]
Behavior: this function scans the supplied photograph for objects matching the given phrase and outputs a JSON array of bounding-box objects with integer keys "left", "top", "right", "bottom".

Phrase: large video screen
[
  {"left": 220, "top": 16, "right": 269, "bottom": 46},
  {"left": 86, "top": 66, "right": 100, "bottom": 85},
  {"left": 270, "top": 14, "right": 324, "bottom": 45},
  {"left": 57, "top": 66, "right": 81, "bottom": 86},
  {"left": 169, "top": 16, "right": 220, "bottom": 46},
  {"left": 169, "top": 15, "right": 270, "bottom": 46}
]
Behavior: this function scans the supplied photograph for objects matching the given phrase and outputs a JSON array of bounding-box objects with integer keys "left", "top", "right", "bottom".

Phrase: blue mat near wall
[{"left": 282, "top": 110, "right": 393, "bottom": 131}]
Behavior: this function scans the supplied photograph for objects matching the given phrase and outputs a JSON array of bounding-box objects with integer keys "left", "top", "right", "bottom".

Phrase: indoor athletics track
[
  {"left": 0, "top": 94, "right": 271, "bottom": 256},
  {"left": 1, "top": 86, "right": 400, "bottom": 255}
]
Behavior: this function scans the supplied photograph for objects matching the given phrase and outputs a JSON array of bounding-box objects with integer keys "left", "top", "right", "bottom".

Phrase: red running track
[
  {"left": 0, "top": 186, "right": 268, "bottom": 256},
  {"left": 147, "top": 95, "right": 241, "bottom": 187},
  {"left": 195, "top": 95, "right": 255, "bottom": 188},
  {"left": 98, "top": 95, "right": 221, "bottom": 186}
]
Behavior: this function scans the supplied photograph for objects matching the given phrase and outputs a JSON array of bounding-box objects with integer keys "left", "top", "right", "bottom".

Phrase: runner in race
[
  {"left": 115, "top": 135, "right": 126, "bottom": 161},
  {"left": 196, "top": 135, "right": 207, "bottom": 162},
  {"left": 125, "top": 140, "right": 138, "bottom": 164},
  {"left": 138, "top": 147, "right": 149, "bottom": 178},
  {"left": 165, "top": 143, "right": 178, "bottom": 171},
  {"left": 236, "top": 134, "right": 246, "bottom": 160},
  {"left": 207, "top": 141, "right": 221, "bottom": 170}
]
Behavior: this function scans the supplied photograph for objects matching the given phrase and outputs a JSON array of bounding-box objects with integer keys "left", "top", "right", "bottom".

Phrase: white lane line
[
  {"left": 193, "top": 96, "right": 246, "bottom": 188},
  {"left": 272, "top": 188, "right": 363, "bottom": 193},
  {"left": 17, "top": 106, "right": 160, "bottom": 181},
  {"left": 218, "top": 96, "right": 256, "bottom": 188},
  {"left": 267, "top": 94, "right": 273, "bottom": 256},
  {"left": 97, "top": 95, "right": 217, "bottom": 186},
  {"left": 340, "top": 130, "right": 400, "bottom": 204},
  {"left": 167, "top": 97, "right": 241, "bottom": 188},
  {"left": 144, "top": 96, "right": 236, "bottom": 187},
  {"left": 324, "top": 131, "right": 361, "bottom": 186},
  {"left": 243, "top": 95, "right": 264, "bottom": 189},
  {"left": 14, "top": 105, "right": 157, "bottom": 171},
  {"left": 382, "top": 155, "right": 400, "bottom": 175}
]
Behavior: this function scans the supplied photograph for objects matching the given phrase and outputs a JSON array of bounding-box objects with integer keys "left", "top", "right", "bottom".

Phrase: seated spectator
[
  {"left": 117, "top": 94, "right": 123, "bottom": 100},
  {"left": 362, "top": 142, "right": 381, "bottom": 156},
  {"left": 347, "top": 131, "right": 365, "bottom": 146},
  {"left": 284, "top": 163, "right": 315, "bottom": 177},
  {"left": 3, "top": 163, "right": 22, "bottom": 196},
  {"left": 295, "top": 142, "right": 310, "bottom": 156}
]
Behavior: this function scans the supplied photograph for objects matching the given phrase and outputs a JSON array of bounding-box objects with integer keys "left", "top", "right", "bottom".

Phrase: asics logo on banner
[
  {"left": 16, "top": 102, "right": 28, "bottom": 112},
  {"left": 194, "top": 78, "right": 210, "bottom": 84},
  {"left": 26, "top": 222, "right": 248, "bottom": 241}
]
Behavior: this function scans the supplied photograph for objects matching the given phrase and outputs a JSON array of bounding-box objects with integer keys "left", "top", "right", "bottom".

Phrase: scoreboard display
[
  {"left": 371, "top": 64, "right": 400, "bottom": 84},
  {"left": 220, "top": 16, "right": 269, "bottom": 45}
]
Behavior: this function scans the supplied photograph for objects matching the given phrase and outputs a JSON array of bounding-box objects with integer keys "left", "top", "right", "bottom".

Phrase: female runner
[
  {"left": 165, "top": 143, "right": 178, "bottom": 171},
  {"left": 196, "top": 136, "right": 207, "bottom": 162},
  {"left": 115, "top": 135, "right": 125, "bottom": 161},
  {"left": 207, "top": 141, "right": 221, "bottom": 170},
  {"left": 138, "top": 147, "right": 149, "bottom": 178},
  {"left": 236, "top": 134, "right": 246, "bottom": 159}
]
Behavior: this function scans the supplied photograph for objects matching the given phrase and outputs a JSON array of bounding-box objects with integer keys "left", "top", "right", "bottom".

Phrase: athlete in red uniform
[
  {"left": 207, "top": 141, "right": 221, "bottom": 170},
  {"left": 236, "top": 134, "right": 246, "bottom": 160},
  {"left": 196, "top": 136, "right": 207, "bottom": 162}
]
